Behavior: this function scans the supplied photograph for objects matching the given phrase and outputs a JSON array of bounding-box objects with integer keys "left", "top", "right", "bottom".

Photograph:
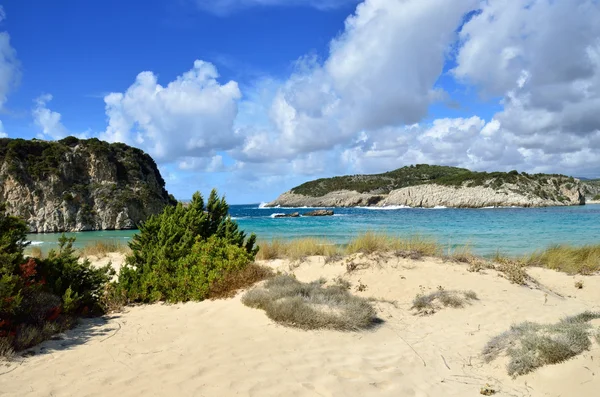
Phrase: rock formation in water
[
  {"left": 0, "top": 137, "right": 177, "bottom": 232},
  {"left": 266, "top": 165, "right": 585, "bottom": 208}
]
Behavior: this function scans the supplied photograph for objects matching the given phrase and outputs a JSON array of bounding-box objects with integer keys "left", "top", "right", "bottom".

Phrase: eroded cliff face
[
  {"left": 0, "top": 137, "right": 176, "bottom": 232},
  {"left": 267, "top": 177, "right": 585, "bottom": 208}
]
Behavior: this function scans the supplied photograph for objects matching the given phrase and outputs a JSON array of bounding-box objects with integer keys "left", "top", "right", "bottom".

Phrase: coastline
[{"left": 4, "top": 250, "right": 600, "bottom": 397}]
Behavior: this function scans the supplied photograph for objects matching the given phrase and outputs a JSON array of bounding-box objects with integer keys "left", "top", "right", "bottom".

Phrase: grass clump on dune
[
  {"left": 79, "top": 240, "right": 131, "bottom": 258},
  {"left": 255, "top": 238, "right": 340, "bottom": 261},
  {"left": 523, "top": 244, "right": 600, "bottom": 275},
  {"left": 483, "top": 311, "right": 600, "bottom": 376},
  {"left": 346, "top": 232, "right": 441, "bottom": 257},
  {"left": 242, "top": 275, "right": 378, "bottom": 331},
  {"left": 411, "top": 288, "right": 478, "bottom": 315}
]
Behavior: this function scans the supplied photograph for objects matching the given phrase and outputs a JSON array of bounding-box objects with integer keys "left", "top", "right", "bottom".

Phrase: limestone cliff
[
  {"left": 0, "top": 137, "right": 176, "bottom": 232},
  {"left": 267, "top": 165, "right": 585, "bottom": 208}
]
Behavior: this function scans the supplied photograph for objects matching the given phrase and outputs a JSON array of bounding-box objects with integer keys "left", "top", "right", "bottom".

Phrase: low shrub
[
  {"left": 1, "top": 205, "right": 112, "bottom": 355},
  {"left": 242, "top": 275, "right": 378, "bottom": 331},
  {"left": 412, "top": 288, "right": 478, "bottom": 315},
  {"left": 483, "top": 311, "right": 600, "bottom": 376},
  {"left": 118, "top": 190, "right": 259, "bottom": 303}
]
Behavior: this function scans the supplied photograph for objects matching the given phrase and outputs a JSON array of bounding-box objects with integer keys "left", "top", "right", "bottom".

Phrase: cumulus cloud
[
  {"left": 32, "top": 94, "right": 70, "bottom": 139},
  {"left": 196, "top": 0, "right": 359, "bottom": 15},
  {"left": 0, "top": 7, "right": 20, "bottom": 110},
  {"left": 101, "top": 60, "right": 242, "bottom": 167},
  {"left": 453, "top": 0, "right": 600, "bottom": 176},
  {"left": 234, "top": 0, "right": 479, "bottom": 163}
]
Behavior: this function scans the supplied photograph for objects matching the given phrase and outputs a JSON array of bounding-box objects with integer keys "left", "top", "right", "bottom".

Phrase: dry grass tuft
[
  {"left": 524, "top": 244, "right": 600, "bottom": 275},
  {"left": 209, "top": 263, "right": 274, "bottom": 299},
  {"left": 27, "top": 246, "right": 44, "bottom": 259},
  {"left": 79, "top": 240, "right": 131, "bottom": 258},
  {"left": 242, "top": 275, "right": 379, "bottom": 331},
  {"left": 256, "top": 238, "right": 340, "bottom": 261},
  {"left": 0, "top": 337, "right": 14, "bottom": 360},
  {"left": 412, "top": 287, "right": 478, "bottom": 315},
  {"left": 346, "top": 232, "right": 441, "bottom": 257},
  {"left": 483, "top": 311, "right": 600, "bottom": 376}
]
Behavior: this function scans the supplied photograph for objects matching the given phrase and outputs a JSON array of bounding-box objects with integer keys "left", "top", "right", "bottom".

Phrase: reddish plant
[{"left": 19, "top": 258, "right": 38, "bottom": 286}]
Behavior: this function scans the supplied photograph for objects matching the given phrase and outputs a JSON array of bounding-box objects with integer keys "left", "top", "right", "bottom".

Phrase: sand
[{"left": 2, "top": 254, "right": 599, "bottom": 396}]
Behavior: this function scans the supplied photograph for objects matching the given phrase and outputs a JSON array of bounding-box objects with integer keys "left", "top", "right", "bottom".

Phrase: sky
[{"left": 1, "top": 0, "right": 600, "bottom": 203}]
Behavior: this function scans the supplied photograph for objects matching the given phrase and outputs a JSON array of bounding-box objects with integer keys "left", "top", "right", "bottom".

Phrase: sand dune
[{"left": 2, "top": 254, "right": 599, "bottom": 397}]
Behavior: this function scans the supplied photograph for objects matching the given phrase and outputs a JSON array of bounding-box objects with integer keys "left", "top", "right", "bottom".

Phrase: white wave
[
  {"left": 258, "top": 202, "right": 271, "bottom": 209},
  {"left": 357, "top": 205, "right": 412, "bottom": 210},
  {"left": 432, "top": 206, "right": 447, "bottom": 209},
  {"left": 28, "top": 241, "right": 44, "bottom": 246},
  {"left": 270, "top": 213, "right": 287, "bottom": 218}
]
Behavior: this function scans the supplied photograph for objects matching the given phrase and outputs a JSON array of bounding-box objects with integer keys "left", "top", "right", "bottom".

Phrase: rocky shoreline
[{"left": 267, "top": 183, "right": 586, "bottom": 209}]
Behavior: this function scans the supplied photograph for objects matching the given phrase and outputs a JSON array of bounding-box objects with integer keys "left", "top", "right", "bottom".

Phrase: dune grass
[
  {"left": 256, "top": 232, "right": 441, "bottom": 261},
  {"left": 412, "top": 288, "right": 478, "bottom": 315},
  {"left": 256, "top": 234, "right": 600, "bottom": 277},
  {"left": 256, "top": 238, "right": 340, "bottom": 261},
  {"left": 242, "top": 275, "right": 378, "bottom": 331},
  {"left": 523, "top": 244, "right": 600, "bottom": 275},
  {"left": 483, "top": 311, "right": 600, "bottom": 376},
  {"left": 78, "top": 240, "right": 131, "bottom": 258},
  {"left": 345, "top": 232, "right": 441, "bottom": 256}
]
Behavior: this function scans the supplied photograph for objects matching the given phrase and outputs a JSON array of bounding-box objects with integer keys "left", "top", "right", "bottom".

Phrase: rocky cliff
[
  {"left": 267, "top": 165, "right": 585, "bottom": 208},
  {"left": 0, "top": 137, "right": 177, "bottom": 232}
]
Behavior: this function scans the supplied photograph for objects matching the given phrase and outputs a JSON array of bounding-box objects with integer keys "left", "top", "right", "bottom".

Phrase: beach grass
[
  {"left": 242, "top": 275, "right": 378, "bottom": 331},
  {"left": 79, "top": 240, "right": 131, "bottom": 258},
  {"left": 256, "top": 238, "right": 340, "bottom": 261},
  {"left": 483, "top": 311, "right": 600, "bottom": 376},
  {"left": 412, "top": 288, "right": 478, "bottom": 315},
  {"left": 522, "top": 244, "right": 600, "bottom": 275}
]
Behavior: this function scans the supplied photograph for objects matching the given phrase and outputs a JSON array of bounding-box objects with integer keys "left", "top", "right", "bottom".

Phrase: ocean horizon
[{"left": 27, "top": 203, "right": 600, "bottom": 257}]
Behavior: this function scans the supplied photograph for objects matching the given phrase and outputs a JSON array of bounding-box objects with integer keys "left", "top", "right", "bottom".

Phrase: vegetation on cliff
[
  {"left": 0, "top": 137, "right": 177, "bottom": 232},
  {"left": 290, "top": 164, "right": 577, "bottom": 198}
]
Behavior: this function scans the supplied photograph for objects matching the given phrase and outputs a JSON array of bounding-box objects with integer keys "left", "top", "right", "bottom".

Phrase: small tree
[{"left": 118, "top": 189, "right": 259, "bottom": 303}]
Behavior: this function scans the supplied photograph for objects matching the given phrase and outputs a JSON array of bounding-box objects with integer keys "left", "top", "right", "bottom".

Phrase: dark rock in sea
[
  {"left": 274, "top": 212, "right": 300, "bottom": 218},
  {"left": 303, "top": 210, "right": 334, "bottom": 217}
]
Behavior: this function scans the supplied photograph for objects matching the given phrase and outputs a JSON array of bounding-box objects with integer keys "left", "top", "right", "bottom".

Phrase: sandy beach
[{"left": 2, "top": 254, "right": 599, "bottom": 397}]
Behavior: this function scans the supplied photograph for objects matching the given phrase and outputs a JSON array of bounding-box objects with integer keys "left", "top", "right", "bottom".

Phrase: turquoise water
[{"left": 27, "top": 204, "right": 600, "bottom": 256}]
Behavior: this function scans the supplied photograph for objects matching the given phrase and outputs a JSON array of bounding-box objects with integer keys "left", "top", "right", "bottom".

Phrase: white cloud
[
  {"left": 236, "top": 0, "right": 480, "bottom": 163},
  {"left": 196, "top": 0, "right": 359, "bottom": 15},
  {"left": 0, "top": 8, "right": 20, "bottom": 111},
  {"left": 452, "top": 0, "right": 600, "bottom": 176},
  {"left": 0, "top": 120, "right": 6, "bottom": 138},
  {"left": 32, "top": 94, "right": 69, "bottom": 139},
  {"left": 101, "top": 60, "right": 242, "bottom": 164}
]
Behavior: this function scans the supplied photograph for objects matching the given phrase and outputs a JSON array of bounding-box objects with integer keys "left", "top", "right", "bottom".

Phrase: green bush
[
  {"left": 1, "top": 205, "right": 112, "bottom": 354},
  {"left": 40, "top": 235, "right": 114, "bottom": 314},
  {"left": 117, "top": 189, "right": 258, "bottom": 303}
]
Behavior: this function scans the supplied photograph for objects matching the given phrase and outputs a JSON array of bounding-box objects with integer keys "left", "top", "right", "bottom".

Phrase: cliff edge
[
  {"left": 0, "top": 137, "right": 176, "bottom": 232},
  {"left": 267, "top": 165, "right": 585, "bottom": 208}
]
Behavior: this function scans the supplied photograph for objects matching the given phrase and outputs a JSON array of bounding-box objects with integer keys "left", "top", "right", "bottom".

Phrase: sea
[{"left": 26, "top": 204, "right": 600, "bottom": 257}]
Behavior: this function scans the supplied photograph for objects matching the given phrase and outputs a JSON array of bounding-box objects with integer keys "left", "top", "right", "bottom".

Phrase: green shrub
[
  {"left": 118, "top": 189, "right": 258, "bottom": 303},
  {"left": 1, "top": 205, "right": 112, "bottom": 355}
]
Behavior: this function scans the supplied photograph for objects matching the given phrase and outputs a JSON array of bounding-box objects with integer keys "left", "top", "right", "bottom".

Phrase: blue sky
[{"left": 1, "top": 0, "right": 600, "bottom": 203}]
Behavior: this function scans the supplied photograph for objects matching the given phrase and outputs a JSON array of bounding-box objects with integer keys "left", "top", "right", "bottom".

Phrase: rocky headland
[
  {"left": 0, "top": 137, "right": 176, "bottom": 232},
  {"left": 267, "top": 165, "right": 586, "bottom": 208}
]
